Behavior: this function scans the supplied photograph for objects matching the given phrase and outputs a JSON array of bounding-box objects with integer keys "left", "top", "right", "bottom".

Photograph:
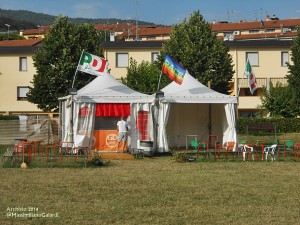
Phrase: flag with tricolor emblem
[
  {"left": 244, "top": 59, "right": 257, "bottom": 95},
  {"left": 162, "top": 54, "right": 186, "bottom": 85},
  {"left": 77, "top": 52, "right": 108, "bottom": 76}
]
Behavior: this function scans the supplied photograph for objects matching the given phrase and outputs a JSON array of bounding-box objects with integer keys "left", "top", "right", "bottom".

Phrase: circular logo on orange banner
[{"left": 106, "top": 134, "right": 118, "bottom": 148}]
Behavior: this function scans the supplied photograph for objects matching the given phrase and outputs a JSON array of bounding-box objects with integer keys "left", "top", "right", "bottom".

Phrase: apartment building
[
  {"left": 212, "top": 16, "right": 299, "bottom": 41},
  {"left": 101, "top": 39, "right": 292, "bottom": 117},
  {"left": 227, "top": 40, "right": 292, "bottom": 117},
  {"left": 0, "top": 38, "right": 58, "bottom": 119},
  {"left": 0, "top": 16, "right": 298, "bottom": 118}
]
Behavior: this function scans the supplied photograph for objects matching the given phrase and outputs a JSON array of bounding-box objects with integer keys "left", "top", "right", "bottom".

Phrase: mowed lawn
[{"left": 0, "top": 156, "right": 300, "bottom": 225}]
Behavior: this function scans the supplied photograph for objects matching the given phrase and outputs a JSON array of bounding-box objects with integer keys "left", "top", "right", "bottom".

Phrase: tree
[
  {"left": 157, "top": 10, "right": 234, "bottom": 94},
  {"left": 286, "top": 26, "right": 300, "bottom": 104},
  {"left": 0, "top": 32, "right": 25, "bottom": 41},
  {"left": 27, "top": 16, "right": 104, "bottom": 112},
  {"left": 259, "top": 82, "right": 299, "bottom": 118},
  {"left": 122, "top": 58, "right": 168, "bottom": 94}
]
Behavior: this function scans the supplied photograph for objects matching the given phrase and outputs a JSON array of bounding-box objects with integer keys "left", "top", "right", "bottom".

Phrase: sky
[{"left": 0, "top": 0, "right": 300, "bottom": 25}]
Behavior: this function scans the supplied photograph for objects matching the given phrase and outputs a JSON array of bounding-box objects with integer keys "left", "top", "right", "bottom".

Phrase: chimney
[{"left": 266, "top": 15, "right": 270, "bottom": 21}]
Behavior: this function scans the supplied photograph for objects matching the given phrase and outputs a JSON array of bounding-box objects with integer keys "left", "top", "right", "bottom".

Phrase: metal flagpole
[
  {"left": 157, "top": 71, "right": 163, "bottom": 92},
  {"left": 71, "top": 49, "right": 85, "bottom": 88},
  {"left": 238, "top": 59, "right": 248, "bottom": 97}
]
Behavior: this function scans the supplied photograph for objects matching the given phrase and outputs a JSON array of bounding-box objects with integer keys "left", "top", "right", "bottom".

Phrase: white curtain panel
[
  {"left": 61, "top": 97, "right": 72, "bottom": 145},
  {"left": 157, "top": 102, "right": 170, "bottom": 152},
  {"left": 73, "top": 102, "right": 95, "bottom": 148}
]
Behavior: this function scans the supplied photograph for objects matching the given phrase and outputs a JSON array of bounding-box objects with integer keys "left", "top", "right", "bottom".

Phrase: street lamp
[
  {"left": 5, "top": 24, "right": 10, "bottom": 40},
  {"left": 37, "top": 25, "right": 40, "bottom": 35}
]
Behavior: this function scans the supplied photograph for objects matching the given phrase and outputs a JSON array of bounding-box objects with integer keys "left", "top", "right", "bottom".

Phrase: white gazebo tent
[
  {"left": 59, "top": 72, "right": 156, "bottom": 152},
  {"left": 157, "top": 72, "right": 238, "bottom": 152}
]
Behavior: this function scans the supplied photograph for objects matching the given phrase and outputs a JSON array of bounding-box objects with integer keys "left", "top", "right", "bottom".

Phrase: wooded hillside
[{"left": 0, "top": 8, "right": 155, "bottom": 32}]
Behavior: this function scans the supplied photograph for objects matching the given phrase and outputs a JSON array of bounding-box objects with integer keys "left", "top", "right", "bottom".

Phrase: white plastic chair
[
  {"left": 242, "top": 145, "right": 254, "bottom": 161},
  {"left": 263, "top": 144, "right": 278, "bottom": 161}
]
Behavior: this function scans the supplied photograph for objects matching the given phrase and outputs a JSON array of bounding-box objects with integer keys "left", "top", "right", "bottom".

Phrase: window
[
  {"left": 147, "top": 36, "right": 156, "bottom": 40},
  {"left": 265, "top": 28, "right": 275, "bottom": 33},
  {"left": 239, "top": 111, "right": 261, "bottom": 118},
  {"left": 19, "top": 57, "right": 27, "bottom": 71},
  {"left": 151, "top": 52, "right": 159, "bottom": 62},
  {"left": 246, "top": 52, "right": 259, "bottom": 66},
  {"left": 281, "top": 52, "right": 289, "bottom": 67},
  {"left": 249, "top": 29, "right": 259, "bottom": 33},
  {"left": 17, "top": 87, "right": 29, "bottom": 100},
  {"left": 116, "top": 53, "right": 128, "bottom": 68}
]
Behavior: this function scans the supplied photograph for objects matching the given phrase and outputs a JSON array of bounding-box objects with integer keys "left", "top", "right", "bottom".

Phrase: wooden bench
[{"left": 247, "top": 123, "right": 276, "bottom": 136}]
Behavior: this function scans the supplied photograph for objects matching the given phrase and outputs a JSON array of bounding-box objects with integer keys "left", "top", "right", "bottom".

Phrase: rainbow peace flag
[{"left": 162, "top": 54, "right": 186, "bottom": 85}]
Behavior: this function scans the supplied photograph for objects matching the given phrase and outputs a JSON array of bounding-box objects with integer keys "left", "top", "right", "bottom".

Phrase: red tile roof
[
  {"left": 21, "top": 25, "right": 51, "bottom": 35},
  {"left": 138, "top": 26, "right": 172, "bottom": 36},
  {"left": 94, "top": 23, "right": 130, "bottom": 32},
  {"left": 15, "top": 17, "right": 300, "bottom": 43},
  {"left": 0, "top": 38, "right": 43, "bottom": 47},
  {"left": 118, "top": 26, "right": 172, "bottom": 39},
  {"left": 233, "top": 31, "right": 297, "bottom": 40},
  {"left": 94, "top": 23, "right": 154, "bottom": 34},
  {"left": 211, "top": 18, "right": 300, "bottom": 31}
]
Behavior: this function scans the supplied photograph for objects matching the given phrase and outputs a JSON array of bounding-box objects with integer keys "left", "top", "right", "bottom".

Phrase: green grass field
[{"left": 1, "top": 155, "right": 300, "bottom": 225}]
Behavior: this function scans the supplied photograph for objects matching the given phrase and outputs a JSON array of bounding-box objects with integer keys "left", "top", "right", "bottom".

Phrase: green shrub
[
  {"left": 172, "top": 152, "right": 189, "bottom": 163},
  {"left": 238, "top": 117, "right": 300, "bottom": 134},
  {"left": 0, "top": 115, "right": 19, "bottom": 120},
  {"left": 87, "top": 151, "right": 111, "bottom": 167}
]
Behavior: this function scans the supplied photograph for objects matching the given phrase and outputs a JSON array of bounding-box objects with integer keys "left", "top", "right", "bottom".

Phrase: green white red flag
[
  {"left": 244, "top": 59, "right": 257, "bottom": 95},
  {"left": 77, "top": 52, "right": 107, "bottom": 76}
]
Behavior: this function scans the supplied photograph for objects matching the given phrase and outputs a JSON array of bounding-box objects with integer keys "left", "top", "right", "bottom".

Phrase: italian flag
[{"left": 244, "top": 59, "right": 258, "bottom": 95}]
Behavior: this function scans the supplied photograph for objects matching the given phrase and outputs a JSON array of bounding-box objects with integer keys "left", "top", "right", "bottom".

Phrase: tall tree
[
  {"left": 157, "top": 10, "right": 234, "bottom": 94},
  {"left": 122, "top": 58, "right": 166, "bottom": 94},
  {"left": 286, "top": 26, "right": 300, "bottom": 105},
  {"left": 27, "top": 16, "right": 104, "bottom": 111}
]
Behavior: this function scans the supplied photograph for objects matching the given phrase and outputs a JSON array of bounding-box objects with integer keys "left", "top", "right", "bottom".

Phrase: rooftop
[
  {"left": 211, "top": 18, "right": 300, "bottom": 31},
  {"left": 0, "top": 38, "right": 42, "bottom": 47}
]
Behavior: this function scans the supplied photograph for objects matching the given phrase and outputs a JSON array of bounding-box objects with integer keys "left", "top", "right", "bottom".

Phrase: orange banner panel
[{"left": 93, "top": 130, "right": 127, "bottom": 151}]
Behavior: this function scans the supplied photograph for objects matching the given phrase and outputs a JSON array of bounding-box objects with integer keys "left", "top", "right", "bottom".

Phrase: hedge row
[
  {"left": 238, "top": 118, "right": 300, "bottom": 134},
  {"left": 0, "top": 115, "right": 299, "bottom": 133},
  {"left": 0, "top": 115, "right": 19, "bottom": 120}
]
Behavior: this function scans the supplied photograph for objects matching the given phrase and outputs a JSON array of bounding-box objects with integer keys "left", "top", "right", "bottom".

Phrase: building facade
[
  {"left": 0, "top": 39, "right": 58, "bottom": 119},
  {"left": 0, "top": 17, "right": 298, "bottom": 118},
  {"left": 102, "top": 39, "right": 292, "bottom": 117}
]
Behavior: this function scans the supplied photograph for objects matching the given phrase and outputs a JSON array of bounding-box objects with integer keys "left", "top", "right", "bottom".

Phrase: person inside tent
[{"left": 117, "top": 116, "right": 128, "bottom": 152}]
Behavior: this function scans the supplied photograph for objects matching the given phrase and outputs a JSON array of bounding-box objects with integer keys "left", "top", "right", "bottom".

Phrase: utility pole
[
  {"left": 5, "top": 24, "right": 10, "bottom": 40},
  {"left": 135, "top": 0, "right": 138, "bottom": 41}
]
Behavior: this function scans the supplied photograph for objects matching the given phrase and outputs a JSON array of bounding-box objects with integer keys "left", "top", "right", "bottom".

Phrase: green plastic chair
[
  {"left": 197, "top": 142, "right": 207, "bottom": 158},
  {"left": 190, "top": 140, "right": 199, "bottom": 158},
  {"left": 284, "top": 140, "right": 294, "bottom": 158},
  {"left": 191, "top": 140, "right": 198, "bottom": 150}
]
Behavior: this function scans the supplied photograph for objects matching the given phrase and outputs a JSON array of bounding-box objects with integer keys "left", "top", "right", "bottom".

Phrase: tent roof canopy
[
  {"left": 160, "top": 72, "right": 237, "bottom": 104},
  {"left": 72, "top": 72, "right": 155, "bottom": 103}
]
